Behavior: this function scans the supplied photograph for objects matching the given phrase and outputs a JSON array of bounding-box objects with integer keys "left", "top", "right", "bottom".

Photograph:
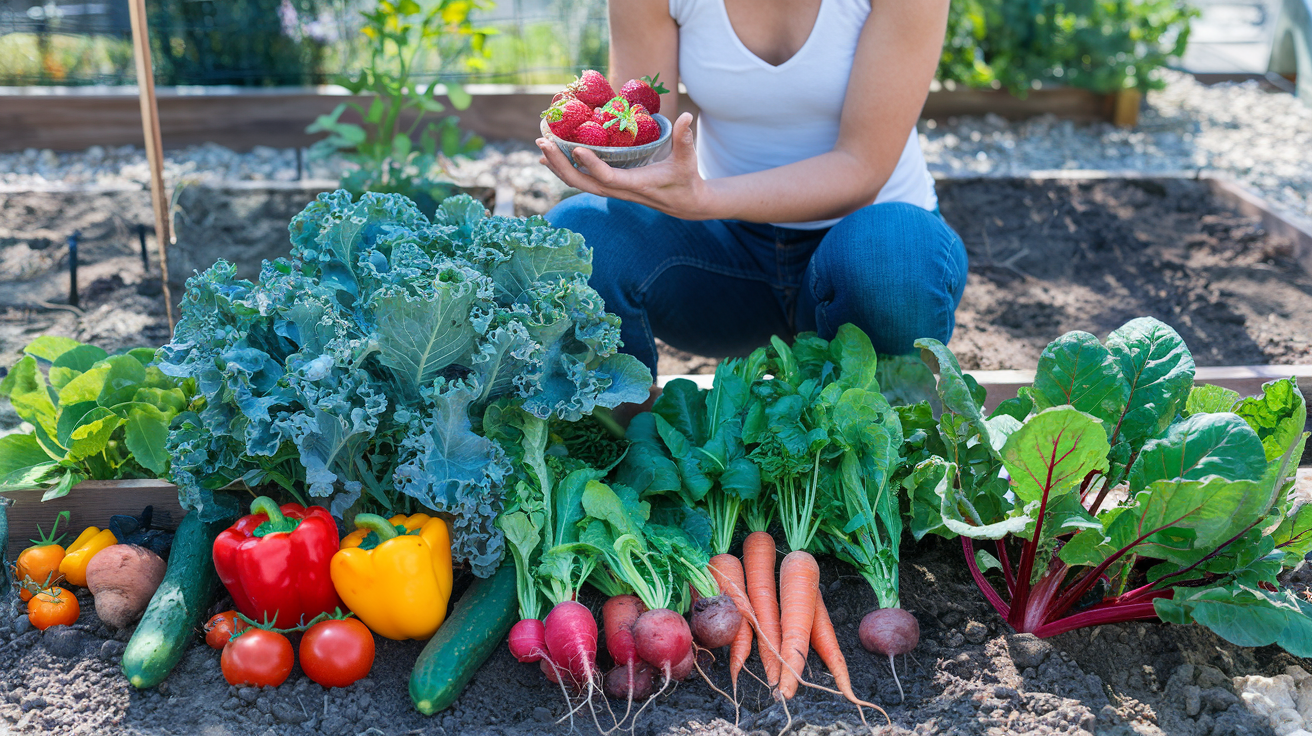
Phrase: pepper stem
[
  {"left": 353, "top": 514, "right": 399, "bottom": 542},
  {"left": 250, "top": 497, "right": 300, "bottom": 537}
]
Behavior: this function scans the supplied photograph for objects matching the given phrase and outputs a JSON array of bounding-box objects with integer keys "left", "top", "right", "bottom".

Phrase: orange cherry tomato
[
  {"left": 204, "top": 611, "right": 249, "bottom": 650},
  {"left": 27, "top": 587, "right": 80, "bottom": 630},
  {"left": 299, "top": 618, "right": 375, "bottom": 688},
  {"left": 221, "top": 629, "right": 294, "bottom": 687}
]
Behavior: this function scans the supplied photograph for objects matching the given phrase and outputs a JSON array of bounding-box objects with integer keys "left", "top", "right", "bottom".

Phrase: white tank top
[{"left": 669, "top": 0, "right": 937, "bottom": 229}]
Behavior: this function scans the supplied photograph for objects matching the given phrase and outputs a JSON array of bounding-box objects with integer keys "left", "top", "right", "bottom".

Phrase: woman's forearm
[{"left": 699, "top": 149, "right": 893, "bottom": 223}]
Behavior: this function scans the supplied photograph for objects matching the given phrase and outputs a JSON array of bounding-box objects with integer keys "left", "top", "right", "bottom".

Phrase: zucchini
[
  {"left": 410, "top": 564, "right": 518, "bottom": 714},
  {"left": 122, "top": 511, "right": 231, "bottom": 688}
]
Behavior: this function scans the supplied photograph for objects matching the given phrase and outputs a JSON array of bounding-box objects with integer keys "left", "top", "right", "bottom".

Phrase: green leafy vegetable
[
  {"left": 158, "top": 190, "right": 652, "bottom": 576},
  {"left": 0, "top": 338, "right": 189, "bottom": 498}
]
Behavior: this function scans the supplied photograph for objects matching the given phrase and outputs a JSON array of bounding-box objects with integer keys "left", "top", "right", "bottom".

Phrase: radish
[
  {"left": 601, "top": 594, "right": 647, "bottom": 700},
  {"left": 859, "top": 608, "right": 920, "bottom": 702},
  {"left": 690, "top": 594, "right": 742, "bottom": 649},
  {"left": 509, "top": 618, "right": 547, "bottom": 663},
  {"left": 632, "top": 608, "right": 693, "bottom": 680},
  {"left": 544, "top": 600, "right": 600, "bottom": 689}
]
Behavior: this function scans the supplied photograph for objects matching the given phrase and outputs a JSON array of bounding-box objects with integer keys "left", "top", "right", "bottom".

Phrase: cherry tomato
[
  {"left": 221, "top": 629, "right": 294, "bottom": 687},
  {"left": 299, "top": 618, "right": 375, "bottom": 688},
  {"left": 16, "top": 544, "right": 66, "bottom": 602},
  {"left": 28, "top": 587, "right": 79, "bottom": 630},
  {"left": 204, "top": 610, "right": 249, "bottom": 650}
]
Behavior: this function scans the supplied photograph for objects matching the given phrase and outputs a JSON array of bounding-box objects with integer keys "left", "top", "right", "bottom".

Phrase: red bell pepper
[{"left": 213, "top": 496, "right": 342, "bottom": 629}]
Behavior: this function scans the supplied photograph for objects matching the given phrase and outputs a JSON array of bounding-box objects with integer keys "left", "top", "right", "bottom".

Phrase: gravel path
[{"left": 2, "top": 71, "right": 1309, "bottom": 219}]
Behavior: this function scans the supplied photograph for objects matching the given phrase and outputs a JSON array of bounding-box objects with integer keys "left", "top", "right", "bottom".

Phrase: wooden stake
[{"left": 127, "top": 0, "right": 174, "bottom": 329}]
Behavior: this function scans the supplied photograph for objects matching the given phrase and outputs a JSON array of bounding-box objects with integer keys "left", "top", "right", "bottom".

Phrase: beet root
[
  {"left": 690, "top": 594, "right": 742, "bottom": 649},
  {"left": 603, "top": 661, "right": 655, "bottom": 700},
  {"left": 859, "top": 607, "right": 920, "bottom": 656},
  {"left": 667, "top": 647, "right": 695, "bottom": 682}
]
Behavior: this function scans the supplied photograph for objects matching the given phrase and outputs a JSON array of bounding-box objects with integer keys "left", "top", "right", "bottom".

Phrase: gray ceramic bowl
[{"left": 541, "top": 113, "right": 673, "bottom": 170}]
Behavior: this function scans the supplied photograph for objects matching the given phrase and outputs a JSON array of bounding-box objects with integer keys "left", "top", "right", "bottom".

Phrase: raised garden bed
[
  {"left": 0, "top": 479, "right": 183, "bottom": 561},
  {"left": 0, "top": 84, "right": 1143, "bottom": 153}
]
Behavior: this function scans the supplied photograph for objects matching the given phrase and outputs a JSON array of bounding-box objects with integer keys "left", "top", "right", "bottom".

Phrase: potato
[{"left": 85, "top": 544, "right": 167, "bottom": 629}]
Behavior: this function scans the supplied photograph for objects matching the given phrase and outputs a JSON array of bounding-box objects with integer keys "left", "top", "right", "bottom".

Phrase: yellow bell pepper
[
  {"left": 58, "top": 527, "right": 117, "bottom": 587},
  {"left": 331, "top": 513, "right": 452, "bottom": 640}
]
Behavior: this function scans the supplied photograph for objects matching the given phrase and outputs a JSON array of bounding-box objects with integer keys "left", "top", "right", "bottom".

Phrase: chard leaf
[
  {"left": 0, "top": 434, "right": 59, "bottom": 489},
  {"left": 49, "top": 344, "right": 108, "bottom": 388},
  {"left": 916, "top": 338, "right": 985, "bottom": 425},
  {"left": 1127, "top": 413, "right": 1268, "bottom": 492},
  {"left": 1186, "top": 384, "right": 1241, "bottom": 416},
  {"left": 831, "top": 323, "right": 879, "bottom": 392},
  {"left": 1120, "top": 476, "right": 1268, "bottom": 562},
  {"left": 1234, "top": 378, "right": 1306, "bottom": 463},
  {"left": 1105, "top": 317, "right": 1195, "bottom": 446},
  {"left": 0, "top": 356, "right": 59, "bottom": 439},
  {"left": 1031, "top": 330, "right": 1129, "bottom": 428},
  {"left": 124, "top": 403, "right": 172, "bottom": 476},
  {"left": 1268, "top": 502, "right": 1312, "bottom": 566},
  {"left": 1000, "top": 407, "right": 1109, "bottom": 507},
  {"left": 22, "top": 336, "right": 81, "bottom": 362},
  {"left": 1155, "top": 585, "right": 1312, "bottom": 657},
  {"left": 875, "top": 354, "right": 941, "bottom": 412},
  {"left": 654, "top": 379, "right": 708, "bottom": 446}
]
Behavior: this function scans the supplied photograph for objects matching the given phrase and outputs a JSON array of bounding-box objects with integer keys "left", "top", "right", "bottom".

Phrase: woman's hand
[{"left": 536, "top": 112, "right": 720, "bottom": 221}]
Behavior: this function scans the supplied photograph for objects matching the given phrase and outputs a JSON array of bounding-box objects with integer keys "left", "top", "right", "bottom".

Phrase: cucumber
[
  {"left": 122, "top": 511, "right": 231, "bottom": 689},
  {"left": 410, "top": 564, "right": 518, "bottom": 714}
]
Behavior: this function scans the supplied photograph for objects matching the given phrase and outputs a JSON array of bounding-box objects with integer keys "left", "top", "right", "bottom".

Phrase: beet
[
  {"left": 690, "top": 594, "right": 742, "bottom": 649},
  {"left": 632, "top": 608, "right": 693, "bottom": 674}
]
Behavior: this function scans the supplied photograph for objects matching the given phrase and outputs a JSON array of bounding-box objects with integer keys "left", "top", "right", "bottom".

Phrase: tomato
[
  {"left": 204, "top": 610, "right": 249, "bottom": 650},
  {"left": 28, "top": 587, "right": 80, "bottom": 630},
  {"left": 299, "top": 618, "right": 375, "bottom": 688},
  {"left": 16, "top": 544, "right": 66, "bottom": 602},
  {"left": 221, "top": 629, "right": 294, "bottom": 687}
]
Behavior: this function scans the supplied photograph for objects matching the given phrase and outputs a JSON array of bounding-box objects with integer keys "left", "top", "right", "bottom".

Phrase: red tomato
[
  {"left": 27, "top": 587, "right": 79, "bottom": 630},
  {"left": 221, "top": 629, "right": 294, "bottom": 687},
  {"left": 204, "top": 610, "right": 249, "bottom": 650},
  {"left": 299, "top": 618, "right": 375, "bottom": 688}
]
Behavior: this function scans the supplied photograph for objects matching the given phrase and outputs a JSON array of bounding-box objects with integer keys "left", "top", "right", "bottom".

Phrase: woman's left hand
[{"left": 536, "top": 112, "right": 718, "bottom": 221}]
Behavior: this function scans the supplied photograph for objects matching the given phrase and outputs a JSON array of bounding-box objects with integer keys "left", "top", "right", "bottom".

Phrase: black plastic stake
[
  {"left": 296, "top": 147, "right": 304, "bottom": 181},
  {"left": 68, "top": 231, "right": 80, "bottom": 309},
  {"left": 137, "top": 223, "right": 149, "bottom": 271}
]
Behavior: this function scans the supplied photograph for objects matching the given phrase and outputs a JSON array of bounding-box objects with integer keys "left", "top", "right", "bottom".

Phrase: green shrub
[{"left": 939, "top": 0, "right": 1196, "bottom": 94}]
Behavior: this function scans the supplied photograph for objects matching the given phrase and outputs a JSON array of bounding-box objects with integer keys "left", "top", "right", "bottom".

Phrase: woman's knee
[{"left": 804, "top": 202, "right": 968, "bottom": 351}]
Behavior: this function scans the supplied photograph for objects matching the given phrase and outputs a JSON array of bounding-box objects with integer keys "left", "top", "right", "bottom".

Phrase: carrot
[
  {"left": 776, "top": 551, "right": 818, "bottom": 699},
  {"left": 709, "top": 554, "right": 755, "bottom": 700},
  {"left": 811, "top": 593, "right": 858, "bottom": 706},
  {"left": 743, "top": 531, "right": 782, "bottom": 687}
]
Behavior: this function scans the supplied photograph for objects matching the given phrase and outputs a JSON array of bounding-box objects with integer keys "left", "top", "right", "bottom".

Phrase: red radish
[
  {"left": 619, "top": 74, "right": 668, "bottom": 114},
  {"left": 540, "top": 657, "right": 561, "bottom": 684},
  {"left": 632, "top": 608, "right": 693, "bottom": 679},
  {"left": 544, "top": 600, "right": 600, "bottom": 689},
  {"left": 859, "top": 608, "right": 920, "bottom": 702},
  {"left": 690, "top": 595, "right": 742, "bottom": 649},
  {"left": 602, "top": 595, "right": 647, "bottom": 701},
  {"left": 604, "top": 661, "right": 654, "bottom": 700},
  {"left": 542, "top": 98, "right": 592, "bottom": 138},
  {"left": 509, "top": 618, "right": 547, "bottom": 663},
  {"left": 569, "top": 69, "right": 615, "bottom": 108},
  {"left": 568, "top": 122, "right": 609, "bottom": 147}
]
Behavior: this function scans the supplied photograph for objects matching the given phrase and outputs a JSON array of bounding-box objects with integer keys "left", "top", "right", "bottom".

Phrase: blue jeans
[{"left": 546, "top": 194, "right": 969, "bottom": 374}]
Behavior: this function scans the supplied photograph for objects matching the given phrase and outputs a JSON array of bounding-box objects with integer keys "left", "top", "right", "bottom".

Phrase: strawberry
[
  {"left": 592, "top": 96, "right": 630, "bottom": 128},
  {"left": 542, "top": 98, "right": 592, "bottom": 138},
  {"left": 619, "top": 73, "right": 668, "bottom": 115},
  {"left": 551, "top": 89, "right": 576, "bottom": 105},
  {"left": 633, "top": 110, "right": 661, "bottom": 145},
  {"left": 568, "top": 69, "right": 615, "bottom": 108},
  {"left": 607, "top": 124, "right": 637, "bottom": 147},
  {"left": 601, "top": 101, "right": 639, "bottom": 147},
  {"left": 569, "top": 121, "right": 610, "bottom": 147}
]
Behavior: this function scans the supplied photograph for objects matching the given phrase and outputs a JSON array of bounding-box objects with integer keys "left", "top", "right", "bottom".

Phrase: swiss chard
[
  {"left": 908, "top": 317, "right": 1312, "bottom": 653},
  {"left": 0, "top": 337, "right": 190, "bottom": 499}
]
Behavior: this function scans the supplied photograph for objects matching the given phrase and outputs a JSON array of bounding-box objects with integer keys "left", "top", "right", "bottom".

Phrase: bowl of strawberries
[{"left": 540, "top": 70, "right": 673, "bottom": 170}]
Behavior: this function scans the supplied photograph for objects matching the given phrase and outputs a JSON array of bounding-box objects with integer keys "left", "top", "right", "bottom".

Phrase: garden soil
[{"left": 1, "top": 533, "right": 1301, "bottom": 736}]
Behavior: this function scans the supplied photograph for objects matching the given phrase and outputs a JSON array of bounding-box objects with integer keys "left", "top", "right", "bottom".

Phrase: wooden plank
[
  {"left": 1, "top": 479, "right": 185, "bottom": 561},
  {"left": 1205, "top": 176, "right": 1312, "bottom": 279},
  {"left": 0, "top": 83, "right": 1130, "bottom": 154}
]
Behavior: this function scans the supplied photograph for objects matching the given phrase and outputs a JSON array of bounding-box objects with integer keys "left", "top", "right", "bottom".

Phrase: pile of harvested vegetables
[{"left": 2, "top": 190, "right": 1311, "bottom": 732}]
